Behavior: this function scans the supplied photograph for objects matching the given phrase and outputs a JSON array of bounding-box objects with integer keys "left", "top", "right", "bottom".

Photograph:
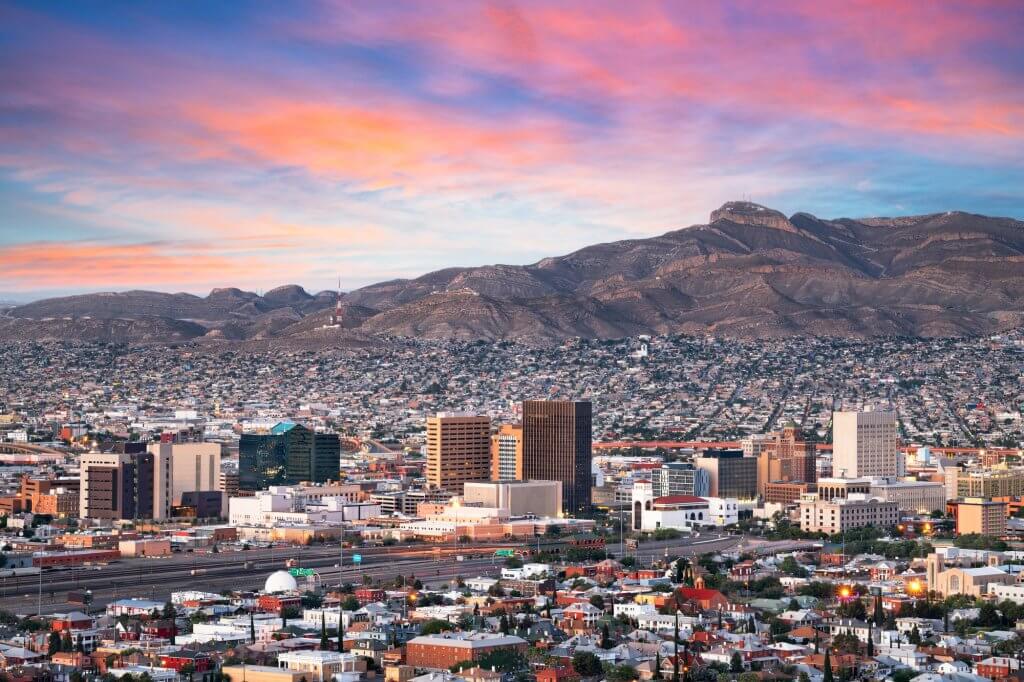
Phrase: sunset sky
[{"left": 1, "top": 1, "right": 1022, "bottom": 299}]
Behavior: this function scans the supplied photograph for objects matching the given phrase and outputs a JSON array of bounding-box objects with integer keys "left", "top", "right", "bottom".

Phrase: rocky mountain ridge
[{"left": 4, "top": 201, "right": 1023, "bottom": 344}]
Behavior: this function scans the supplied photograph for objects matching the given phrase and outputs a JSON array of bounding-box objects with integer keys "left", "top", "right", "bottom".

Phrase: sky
[{"left": 1, "top": 1, "right": 1023, "bottom": 300}]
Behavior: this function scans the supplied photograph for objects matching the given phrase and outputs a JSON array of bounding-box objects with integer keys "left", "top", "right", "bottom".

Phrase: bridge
[{"left": 0, "top": 442, "right": 66, "bottom": 463}]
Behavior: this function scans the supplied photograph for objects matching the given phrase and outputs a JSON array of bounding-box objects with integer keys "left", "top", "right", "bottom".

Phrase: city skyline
[{"left": 2, "top": 1, "right": 1023, "bottom": 298}]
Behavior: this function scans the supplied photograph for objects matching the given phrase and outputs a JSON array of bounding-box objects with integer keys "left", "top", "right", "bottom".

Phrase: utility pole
[{"left": 673, "top": 610, "right": 680, "bottom": 682}]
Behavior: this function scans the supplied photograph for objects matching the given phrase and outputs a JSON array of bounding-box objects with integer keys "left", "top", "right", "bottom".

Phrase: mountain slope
[{"left": 3, "top": 201, "right": 1024, "bottom": 343}]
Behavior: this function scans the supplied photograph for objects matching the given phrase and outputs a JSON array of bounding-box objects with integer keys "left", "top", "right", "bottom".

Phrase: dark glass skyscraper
[
  {"left": 522, "top": 400, "right": 592, "bottom": 514},
  {"left": 239, "top": 422, "right": 340, "bottom": 491}
]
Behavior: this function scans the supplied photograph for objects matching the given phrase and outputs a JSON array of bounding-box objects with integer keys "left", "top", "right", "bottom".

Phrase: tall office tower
[
  {"left": 652, "top": 462, "right": 711, "bottom": 498},
  {"left": 425, "top": 413, "right": 492, "bottom": 494},
  {"left": 311, "top": 433, "right": 341, "bottom": 483},
  {"left": 79, "top": 453, "right": 133, "bottom": 520},
  {"left": 239, "top": 422, "right": 339, "bottom": 491},
  {"left": 491, "top": 424, "right": 524, "bottom": 481},
  {"left": 149, "top": 442, "right": 220, "bottom": 506},
  {"left": 756, "top": 421, "right": 817, "bottom": 496},
  {"left": 694, "top": 449, "right": 758, "bottom": 499},
  {"left": 522, "top": 400, "right": 593, "bottom": 514},
  {"left": 832, "top": 409, "right": 901, "bottom": 478},
  {"left": 78, "top": 450, "right": 171, "bottom": 520}
]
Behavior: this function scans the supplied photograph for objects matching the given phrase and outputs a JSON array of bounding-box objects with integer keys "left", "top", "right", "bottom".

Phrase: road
[
  {"left": 0, "top": 533, "right": 753, "bottom": 616},
  {"left": 0, "top": 543, "right": 509, "bottom": 616}
]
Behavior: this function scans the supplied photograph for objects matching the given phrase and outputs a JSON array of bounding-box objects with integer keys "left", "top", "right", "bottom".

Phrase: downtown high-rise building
[
  {"left": 239, "top": 422, "right": 340, "bottom": 491},
  {"left": 694, "top": 449, "right": 758, "bottom": 500},
  {"left": 832, "top": 409, "right": 902, "bottom": 478},
  {"left": 491, "top": 423, "right": 524, "bottom": 481},
  {"left": 80, "top": 442, "right": 223, "bottom": 521},
  {"left": 756, "top": 421, "right": 817, "bottom": 497},
  {"left": 425, "top": 413, "right": 492, "bottom": 494},
  {"left": 651, "top": 462, "right": 711, "bottom": 498},
  {"left": 522, "top": 400, "right": 592, "bottom": 514}
]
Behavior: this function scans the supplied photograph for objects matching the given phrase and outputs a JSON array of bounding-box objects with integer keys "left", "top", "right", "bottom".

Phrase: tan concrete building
[
  {"left": 222, "top": 665, "right": 305, "bottom": 682},
  {"left": 930, "top": 564, "right": 1013, "bottom": 597},
  {"left": 463, "top": 480, "right": 562, "bottom": 518},
  {"left": 868, "top": 479, "right": 947, "bottom": 513},
  {"left": 956, "top": 498, "right": 1007, "bottom": 536},
  {"left": 945, "top": 467, "right": 1024, "bottom": 500},
  {"left": 816, "top": 477, "right": 871, "bottom": 501},
  {"left": 426, "top": 414, "right": 491, "bottom": 494},
  {"left": 798, "top": 495, "right": 899, "bottom": 534},
  {"left": 832, "top": 409, "right": 902, "bottom": 478},
  {"left": 491, "top": 424, "right": 524, "bottom": 481},
  {"left": 150, "top": 442, "right": 220, "bottom": 506}
]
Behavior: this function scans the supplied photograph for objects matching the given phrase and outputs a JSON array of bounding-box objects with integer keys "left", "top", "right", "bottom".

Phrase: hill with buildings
[{"left": 3, "top": 202, "right": 1024, "bottom": 343}]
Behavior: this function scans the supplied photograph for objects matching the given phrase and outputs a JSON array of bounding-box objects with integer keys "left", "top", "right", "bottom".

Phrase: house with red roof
[{"left": 675, "top": 588, "right": 728, "bottom": 611}]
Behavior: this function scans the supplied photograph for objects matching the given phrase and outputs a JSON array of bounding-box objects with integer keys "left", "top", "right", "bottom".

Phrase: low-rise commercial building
[
  {"left": 798, "top": 494, "right": 899, "bottom": 534},
  {"left": 462, "top": 480, "right": 562, "bottom": 518},
  {"left": 405, "top": 633, "right": 528, "bottom": 670},
  {"left": 868, "top": 478, "right": 946, "bottom": 513}
]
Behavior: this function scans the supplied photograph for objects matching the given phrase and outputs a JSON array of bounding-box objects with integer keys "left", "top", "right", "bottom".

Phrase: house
[
  {"left": 158, "top": 650, "right": 214, "bottom": 673},
  {"left": 977, "top": 656, "right": 1022, "bottom": 678},
  {"left": 675, "top": 588, "right": 728, "bottom": 611},
  {"left": 536, "top": 667, "right": 580, "bottom": 682},
  {"left": 826, "top": 618, "right": 873, "bottom": 643},
  {"left": 50, "top": 611, "right": 94, "bottom": 632}
]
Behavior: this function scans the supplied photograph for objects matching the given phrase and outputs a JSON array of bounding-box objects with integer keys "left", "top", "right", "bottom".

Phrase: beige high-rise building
[
  {"left": 149, "top": 442, "right": 221, "bottom": 506},
  {"left": 832, "top": 409, "right": 902, "bottom": 479},
  {"left": 491, "top": 424, "right": 524, "bottom": 481},
  {"left": 426, "top": 413, "right": 491, "bottom": 494},
  {"left": 956, "top": 498, "right": 1007, "bottom": 536},
  {"left": 945, "top": 467, "right": 1024, "bottom": 500}
]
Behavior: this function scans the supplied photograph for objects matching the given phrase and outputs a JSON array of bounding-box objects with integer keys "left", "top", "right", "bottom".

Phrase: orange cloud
[
  {"left": 184, "top": 98, "right": 573, "bottom": 190},
  {"left": 0, "top": 242, "right": 271, "bottom": 291}
]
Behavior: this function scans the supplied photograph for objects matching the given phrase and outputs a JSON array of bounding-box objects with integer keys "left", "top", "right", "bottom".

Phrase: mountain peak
[{"left": 709, "top": 201, "right": 797, "bottom": 233}]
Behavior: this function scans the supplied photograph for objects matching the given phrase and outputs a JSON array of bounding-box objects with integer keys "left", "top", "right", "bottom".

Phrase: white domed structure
[{"left": 264, "top": 570, "right": 299, "bottom": 594}]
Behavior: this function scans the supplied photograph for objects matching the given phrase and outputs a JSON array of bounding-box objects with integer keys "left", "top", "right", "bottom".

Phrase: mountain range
[{"left": 4, "top": 201, "right": 1024, "bottom": 345}]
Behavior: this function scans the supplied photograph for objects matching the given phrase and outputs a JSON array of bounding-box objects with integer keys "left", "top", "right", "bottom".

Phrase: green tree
[
  {"left": 872, "top": 596, "right": 884, "bottom": 625},
  {"left": 320, "top": 613, "right": 329, "bottom": 650},
  {"left": 48, "top": 630, "right": 61, "bottom": 656},
  {"left": 572, "top": 651, "right": 603, "bottom": 677},
  {"left": 420, "top": 619, "right": 453, "bottom": 635},
  {"left": 823, "top": 649, "right": 833, "bottom": 682},
  {"left": 730, "top": 652, "right": 743, "bottom": 673},
  {"left": 605, "top": 664, "right": 639, "bottom": 682},
  {"left": 779, "top": 556, "right": 808, "bottom": 578}
]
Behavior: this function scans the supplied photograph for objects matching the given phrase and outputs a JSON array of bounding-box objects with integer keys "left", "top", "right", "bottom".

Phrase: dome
[{"left": 264, "top": 570, "right": 299, "bottom": 594}]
